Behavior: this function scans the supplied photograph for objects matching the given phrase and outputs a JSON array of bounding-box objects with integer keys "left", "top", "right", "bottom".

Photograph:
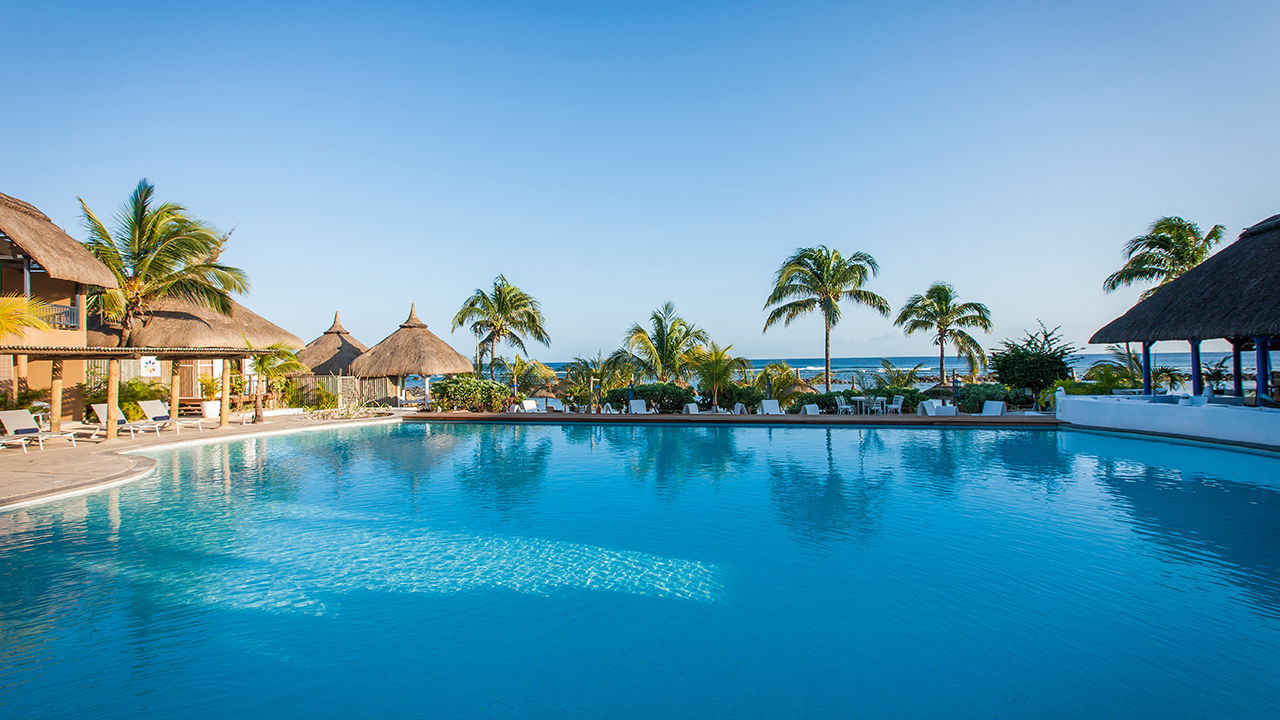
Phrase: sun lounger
[
  {"left": 759, "top": 399, "right": 783, "bottom": 415},
  {"left": 137, "top": 400, "right": 205, "bottom": 433},
  {"left": 89, "top": 404, "right": 164, "bottom": 438},
  {"left": 602, "top": 404, "right": 619, "bottom": 414},
  {"left": 0, "top": 434, "right": 31, "bottom": 452},
  {"left": 628, "top": 399, "right": 654, "bottom": 414},
  {"left": 518, "top": 399, "right": 542, "bottom": 413},
  {"left": 799, "top": 403, "right": 821, "bottom": 415},
  {"left": 683, "top": 403, "right": 701, "bottom": 414},
  {"left": 980, "top": 400, "right": 1007, "bottom": 416},
  {"left": 917, "top": 399, "right": 958, "bottom": 417},
  {"left": 546, "top": 399, "right": 567, "bottom": 413},
  {"left": 0, "top": 409, "right": 78, "bottom": 450},
  {"left": 733, "top": 402, "right": 747, "bottom": 415}
]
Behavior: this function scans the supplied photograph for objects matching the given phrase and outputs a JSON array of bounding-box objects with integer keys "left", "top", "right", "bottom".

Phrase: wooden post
[
  {"left": 1189, "top": 340, "right": 1203, "bottom": 395},
  {"left": 8, "top": 355, "right": 16, "bottom": 405},
  {"left": 49, "top": 359, "right": 63, "bottom": 432},
  {"left": 1232, "top": 340, "right": 1244, "bottom": 397},
  {"left": 169, "top": 360, "right": 182, "bottom": 418},
  {"left": 1256, "top": 337, "right": 1271, "bottom": 402},
  {"left": 219, "top": 359, "right": 231, "bottom": 427},
  {"left": 106, "top": 359, "right": 120, "bottom": 440},
  {"left": 1140, "top": 342, "right": 1153, "bottom": 395}
]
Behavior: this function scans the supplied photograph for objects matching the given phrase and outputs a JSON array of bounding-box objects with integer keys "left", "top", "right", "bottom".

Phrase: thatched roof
[
  {"left": 1092, "top": 214, "right": 1280, "bottom": 343},
  {"left": 0, "top": 192, "right": 118, "bottom": 288},
  {"left": 88, "top": 298, "right": 302, "bottom": 348},
  {"left": 297, "top": 311, "right": 368, "bottom": 375},
  {"left": 347, "top": 304, "right": 473, "bottom": 378}
]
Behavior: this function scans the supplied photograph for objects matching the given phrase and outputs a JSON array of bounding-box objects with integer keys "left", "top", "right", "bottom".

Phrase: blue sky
[{"left": 6, "top": 1, "right": 1279, "bottom": 361}]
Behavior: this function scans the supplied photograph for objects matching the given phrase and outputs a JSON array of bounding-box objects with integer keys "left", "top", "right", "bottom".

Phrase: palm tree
[
  {"left": 246, "top": 341, "right": 307, "bottom": 424},
  {"left": 863, "top": 358, "right": 925, "bottom": 389},
  {"left": 80, "top": 179, "right": 249, "bottom": 345},
  {"left": 763, "top": 246, "right": 889, "bottom": 393},
  {"left": 1153, "top": 365, "right": 1186, "bottom": 393},
  {"left": 497, "top": 355, "right": 558, "bottom": 395},
  {"left": 689, "top": 342, "right": 751, "bottom": 408},
  {"left": 1103, "top": 216, "right": 1226, "bottom": 299},
  {"left": 610, "top": 302, "right": 708, "bottom": 383},
  {"left": 451, "top": 275, "right": 551, "bottom": 380},
  {"left": 894, "top": 282, "right": 993, "bottom": 381},
  {"left": 563, "top": 352, "right": 632, "bottom": 401},
  {"left": 1086, "top": 344, "right": 1140, "bottom": 387},
  {"left": 1202, "top": 357, "right": 1229, "bottom": 390},
  {"left": 0, "top": 295, "right": 49, "bottom": 339},
  {"left": 751, "top": 361, "right": 808, "bottom": 406}
]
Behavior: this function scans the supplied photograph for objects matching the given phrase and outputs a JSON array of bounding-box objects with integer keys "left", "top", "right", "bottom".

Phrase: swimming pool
[{"left": 2, "top": 423, "right": 1278, "bottom": 718}]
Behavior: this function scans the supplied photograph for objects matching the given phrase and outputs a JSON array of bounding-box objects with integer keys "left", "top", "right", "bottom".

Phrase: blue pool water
[{"left": 2, "top": 423, "right": 1279, "bottom": 718}]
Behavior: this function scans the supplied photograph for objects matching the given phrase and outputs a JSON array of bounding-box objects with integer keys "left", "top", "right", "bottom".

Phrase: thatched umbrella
[
  {"left": 298, "top": 312, "right": 368, "bottom": 375},
  {"left": 347, "top": 304, "right": 473, "bottom": 406},
  {"left": 530, "top": 387, "right": 556, "bottom": 399}
]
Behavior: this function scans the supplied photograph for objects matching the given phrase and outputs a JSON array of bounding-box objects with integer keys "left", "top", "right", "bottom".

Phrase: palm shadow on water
[
  {"left": 768, "top": 428, "right": 889, "bottom": 546},
  {"left": 452, "top": 424, "right": 552, "bottom": 515},
  {"left": 586, "top": 425, "right": 753, "bottom": 500}
]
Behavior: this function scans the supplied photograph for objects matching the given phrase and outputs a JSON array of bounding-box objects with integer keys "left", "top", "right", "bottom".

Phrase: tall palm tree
[
  {"left": 0, "top": 295, "right": 49, "bottom": 339},
  {"left": 246, "top": 341, "right": 307, "bottom": 424},
  {"left": 763, "top": 246, "right": 890, "bottom": 392},
  {"left": 80, "top": 179, "right": 249, "bottom": 345},
  {"left": 894, "top": 282, "right": 993, "bottom": 381},
  {"left": 610, "top": 301, "right": 708, "bottom": 383},
  {"left": 689, "top": 342, "right": 751, "bottom": 407},
  {"left": 451, "top": 275, "right": 551, "bottom": 380},
  {"left": 1103, "top": 216, "right": 1226, "bottom": 299},
  {"left": 497, "top": 355, "right": 558, "bottom": 395}
]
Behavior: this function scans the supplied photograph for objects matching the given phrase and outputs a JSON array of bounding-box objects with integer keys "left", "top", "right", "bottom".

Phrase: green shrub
[
  {"left": 709, "top": 382, "right": 763, "bottom": 411},
  {"left": 429, "top": 376, "right": 519, "bottom": 412},
  {"left": 1037, "top": 379, "right": 1112, "bottom": 409},
  {"left": 284, "top": 380, "right": 338, "bottom": 410},
  {"left": 956, "top": 383, "right": 1012, "bottom": 413},
  {"left": 989, "top": 322, "right": 1079, "bottom": 396},
  {"left": 604, "top": 383, "right": 695, "bottom": 413},
  {"left": 0, "top": 388, "right": 44, "bottom": 411}
]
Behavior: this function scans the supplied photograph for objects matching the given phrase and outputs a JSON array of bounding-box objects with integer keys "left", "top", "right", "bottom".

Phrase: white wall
[{"left": 1057, "top": 394, "right": 1280, "bottom": 448}]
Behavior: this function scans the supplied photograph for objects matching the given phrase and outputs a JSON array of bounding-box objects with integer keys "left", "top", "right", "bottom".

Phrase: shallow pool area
[{"left": 2, "top": 423, "right": 1279, "bottom": 718}]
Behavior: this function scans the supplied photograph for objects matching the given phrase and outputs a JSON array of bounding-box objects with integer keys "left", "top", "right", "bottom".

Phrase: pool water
[{"left": 2, "top": 423, "right": 1279, "bottom": 718}]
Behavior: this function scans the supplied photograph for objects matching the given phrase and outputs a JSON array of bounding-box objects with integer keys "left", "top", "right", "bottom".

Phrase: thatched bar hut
[
  {"left": 297, "top": 312, "right": 367, "bottom": 375},
  {"left": 1092, "top": 214, "right": 1280, "bottom": 400},
  {"left": 348, "top": 304, "right": 473, "bottom": 406}
]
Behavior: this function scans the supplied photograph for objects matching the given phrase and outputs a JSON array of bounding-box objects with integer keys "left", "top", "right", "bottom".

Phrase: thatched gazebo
[
  {"left": 0, "top": 192, "right": 119, "bottom": 290},
  {"left": 1092, "top": 213, "right": 1280, "bottom": 399},
  {"left": 297, "top": 312, "right": 368, "bottom": 375},
  {"left": 347, "top": 304, "right": 473, "bottom": 406}
]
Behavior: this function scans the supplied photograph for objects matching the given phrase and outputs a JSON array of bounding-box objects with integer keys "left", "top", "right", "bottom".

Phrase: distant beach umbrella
[
  {"left": 297, "top": 311, "right": 368, "bottom": 375},
  {"left": 766, "top": 376, "right": 773, "bottom": 400}
]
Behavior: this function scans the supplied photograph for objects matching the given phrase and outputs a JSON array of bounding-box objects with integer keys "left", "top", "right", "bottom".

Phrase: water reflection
[
  {"left": 588, "top": 425, "right": 753, "bottom": 499},
  {"left": 453, "top": 424, "right": 551, "bottom": 514},
  {"left": 768, "top": 429, "right": 888, "bottom": 546}
]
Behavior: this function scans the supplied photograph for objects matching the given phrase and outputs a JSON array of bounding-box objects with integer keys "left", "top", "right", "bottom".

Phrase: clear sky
[{"left": 6, "top": 1, "right": 1278, "bottom": 361}]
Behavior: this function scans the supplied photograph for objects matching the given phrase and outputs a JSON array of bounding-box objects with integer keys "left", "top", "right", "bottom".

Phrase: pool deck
[{"left": 0, "top": 410, "right": 1062, "bottom": 511}]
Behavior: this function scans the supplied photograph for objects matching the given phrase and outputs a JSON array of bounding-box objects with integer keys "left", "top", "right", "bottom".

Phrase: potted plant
[{"left": 198, "top": 376, "right": 222, "bottom": 419}]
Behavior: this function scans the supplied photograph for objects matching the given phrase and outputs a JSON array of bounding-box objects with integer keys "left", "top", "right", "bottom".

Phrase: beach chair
[
  {"left": 866, "top": 397, "right": 886, "bottom": 414},
  {"left": 137, "top": 400, "right": 205, "bottom": 433},
  {"left": 546, "top": 398, "right": 567, "bottom": 413},
  {"left": 733, "top": 402, "right": 747, "bottom": 415},
  {"left": 89, "top": 404, "right": 164, "bottom": 438},
  {"left": 759, "top": 399, "right": 783, "bottom": 415},
  {"left": 917, "top": 399, "right": 958, "bottom": 417},
  {"left": 980, "top": 400, "right": 1007, "bottom": 416},
  {"left": 518, "top": 399, "right": 542, "bottom": 413},
  {"left": 885, "top": 395, "right": 904, "bottom": 414},
  {"left": 683, "top": 402, "right": 701, "bottom": 414},
  {"left": 602, "top": 404, "right": 619, "bottom": 414},
  {"left": 799, "top": 403, "right": 821, "bottom": 415},
  {"left": 0, "top": 434, "right": 30, "bottom": 452},
  {"left": 834, "top": 396, "right": 854, "bottom": 414},
  {"left": 628, "top": 399, "right": 654, "bottom": 414},
  {"left": 0, "top": 409, "right": 78, "bottom": 450}
]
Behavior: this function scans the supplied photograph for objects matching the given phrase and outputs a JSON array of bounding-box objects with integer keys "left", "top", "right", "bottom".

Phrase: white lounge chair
[
  {"left": 885, "top": 395, "right": 904, "bottom": 414},
  {"left": 0, "top": 409, "right": 78, "bottom": 450},
  {"left": 834, "top": 396, "right": 854, "bottom": 414},
  {"left": 628, "top": 399, "right": 654, "bottom": 414},
  {"left": 682, "top": 402, "right": 701, "bottom": 414},
  {"left": 546, "top": 398, "right": 567, "bottom": 413},
  {"left": 0, "top": 434, "right": 30, "bottom": 452},
  {"left": 800, "top": 403, "right": 821, "bottom": 415},
  {"left": 980, "top": 400, "right": 1007, "bottom": 416},
  {"left": 733, "top": 402, "right": 747, "bottom": 415},
  {"left": 89, "top": 404, "right": 164, "bottom": 438},
  {"left": 602, "top": 404, "right": 619, "bottom": 414},
  {"left": 917, "top": 399, "right": 958, "bottom": 417},
  {"left": 137, "top": 400, "right": 205, "bottom": 433},
  {"left": 759, "top": 399, "right": 783, "bottom": 415},
  {"left": 519, "top": 399, "right": 542, "bottom": 413}
]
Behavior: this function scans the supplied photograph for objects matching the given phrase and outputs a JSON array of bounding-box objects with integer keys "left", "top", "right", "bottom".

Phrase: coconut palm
[
  {"left": 451, "top": 275, "right": 551, "bottom": 380},
  {"left": 1202, "top": 357, "right": 1229, "bottom": 390},
  {"left": 246, "top": 341, "right": 307, "bottom": 424},
  {"left": 863, "top": 358, "right": 925, "bottom": 389},
  {"left": 1086, "top": 344, "right": 1139, "bottom": 387},
  {"left": 80, "top": 179, "right": 249, "bottom": 345},
  {"left": 751, "top": 361, "right": 808, "bottom": 406},
  {"left": 1103, "top": 216, "right": 1226, "bottom": 299},
  {"left": 1153, "top": 365, "right": 1186, "bottom": 393},
  {"left": 564, "top": 352, "right": 632, "bottom": 398},
  {"left": 763, "top": 246, "right": 889, "bottom": 393},
  {"left": 497, "top": 355, "right": 558, "bottom": 395},
  {"left": 0, "top": 295, "right": 49, "bottom": 339},
  {"left": 894, "top": 282, "right": 993, "bottom": 380},
  {"left": 689, "top": 342, "right": 751, "bottom": 407},
  {"left": 610, "top": 302, "right": 708, "bottom": 383}
]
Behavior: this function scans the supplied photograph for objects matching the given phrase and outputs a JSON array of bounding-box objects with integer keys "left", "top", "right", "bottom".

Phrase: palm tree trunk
[
  {"left": 824, "top": 322, "right": 831, "bottom": 394},
  {"left": 938, "top": 336, "right": 946, "bottom": 387},
  {"left": 254, "top": 375, "right": 264, "bottom": 424}
]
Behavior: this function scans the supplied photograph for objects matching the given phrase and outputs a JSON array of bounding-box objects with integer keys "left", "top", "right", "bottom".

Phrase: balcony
[{"left": 40, "top": 303, "right": 79, "bottom": 329}]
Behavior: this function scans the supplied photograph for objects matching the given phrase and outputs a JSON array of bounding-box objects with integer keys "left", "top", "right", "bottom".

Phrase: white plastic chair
[
  {"left": 834, "top": 396, "right": 853, "bottom": 414},
  {"left": 519, "top": 399, "right": 541, "bottom": 413},
  {"left": 138, "top": 400, "right": 204, "bottom": 433},
  {"left": 682, "top": 402, "right": 701, "bottom": 414},
  {"left": 0, "top": 409, "right": 77, "bottom": 450},
  {"left": 546, "top": 398, "right": 567, "bottom": 413},
  {"left": 800, "top": 403, "right": 821, "bottom": 415},
  {"left": 759, "top": 399, "right": 783, "bottom": 415},
  {"left": 885, "top": 395, "right": 904, "bottom": 414},
  {"left": 628, "top": 399, "right": 654, "bottom": 414},
  {"left": 980, "top": 400, "right": 1007, "bottom": 416},
  {"left": 733, "top": 402, "right": 747, "bottom": 415}
]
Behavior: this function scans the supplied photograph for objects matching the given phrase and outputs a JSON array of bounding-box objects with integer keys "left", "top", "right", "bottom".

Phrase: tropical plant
[
  {"left": 451, "top": 275, "right": 551, "bottom": 380},
  {"left": 562, "top": 352, "right": 632, "bottom": 405},
  {"left": 1086, "top": 343, "right": 1140, "bottom": 387},
  {"left": 497, "top": 355, "right": 558, "bottom": 395},
  {"left": 610, "top": 301, "right": 708, "bottom": 383},
  {"left": 860, "top": 359, "right": 925, "bottom": 389},
  {"left": 895, "top": 282, "right": 993, "bottom": 379},
  {"left": 1152, "top": 365, "right": 1186, "bottom": 393},
  {"left": 430, "top": 376, "right": 518, "bottom": 412},
  {"left": 688, "top": 342, "right": 751, "bottom": 407},
  {"left": 1103, "top": 216, "right": 1226, "bottom": 299},
  {"left": 0, "top": 294, "right": 50, "bottom": 338},
  {"left": 751, "top": 361, "right": 808, "bottom": 405},
  {"left": 763, "top": 246, "right": 890, "bottom": 393},
  {"left": 198, "top": 375, "right": 221, "bottom": 401},
  {"left": 956, "top": 384, "right": 1012, "bottom": 413},
  {"left": 988, "top": 322, "right": 1080, "bottom": 400},
  {"left": 712, "top": 382, "right": 764, "bottom": 412},
  {"left": 1202, "top": 357, "right": 1229, "bottom": 390},
  {"left": 80, "top": 179, "right": 249, "bottom": 345},
  {"left": 246, "top": 341, "right": 307, "bottom": 422},
  {"left": 603, "top": 382, "right": 695, "bottom": 414},
  {"left": 78, "top": 377, "right": 168, "bottom": 421}
]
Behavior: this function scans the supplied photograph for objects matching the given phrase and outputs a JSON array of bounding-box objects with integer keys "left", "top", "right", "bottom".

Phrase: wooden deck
[{"left": 403, "top": 411, "right": 1063, "bottom": 427}]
